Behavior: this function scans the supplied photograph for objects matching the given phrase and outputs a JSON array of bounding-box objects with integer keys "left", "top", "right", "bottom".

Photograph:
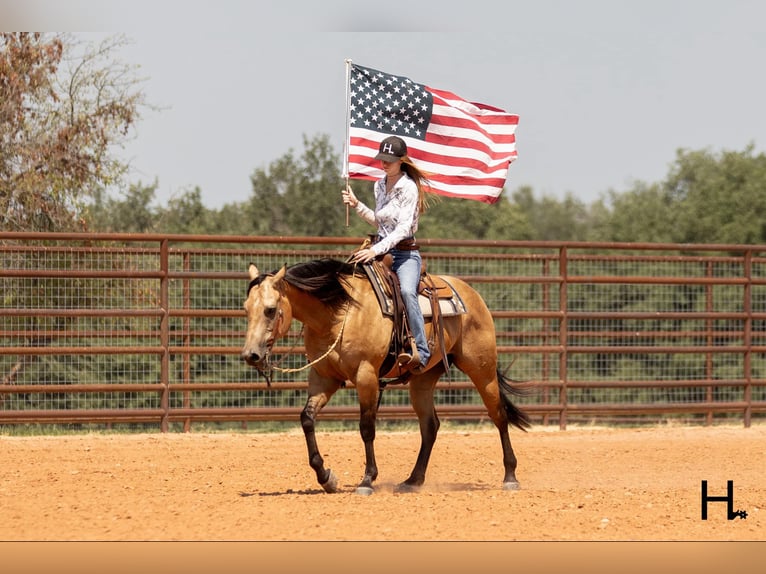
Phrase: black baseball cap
[{"left": 374, "top": 136, "right": 407, "bottom": 162}]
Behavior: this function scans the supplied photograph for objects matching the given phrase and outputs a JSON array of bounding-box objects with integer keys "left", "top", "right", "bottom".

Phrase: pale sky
[{"left": 5, "top": 0, "right": 766, "bottom": 209}]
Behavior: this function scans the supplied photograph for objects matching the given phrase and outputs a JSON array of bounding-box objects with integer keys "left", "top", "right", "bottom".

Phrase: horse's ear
[
  {"left": 273, "top": 265, "right": 287, "bottom": 283},
  {"left": 248, "top": 263, "right": 259, "bottom": 280}
]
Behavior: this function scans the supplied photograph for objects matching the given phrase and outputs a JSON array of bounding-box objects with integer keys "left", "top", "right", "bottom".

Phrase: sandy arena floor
[{"left": 0, "top": 423, "right": 763, "bottom": 542}]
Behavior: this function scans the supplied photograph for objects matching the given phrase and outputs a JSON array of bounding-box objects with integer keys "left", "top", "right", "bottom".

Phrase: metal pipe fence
[{"left": 2, "top": 232, "right": 765, "bottom": 431}]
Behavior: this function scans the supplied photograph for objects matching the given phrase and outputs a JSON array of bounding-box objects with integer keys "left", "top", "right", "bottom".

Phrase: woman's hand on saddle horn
[{"left": 350, "top": 247, "right": 377, "bottom": 264}]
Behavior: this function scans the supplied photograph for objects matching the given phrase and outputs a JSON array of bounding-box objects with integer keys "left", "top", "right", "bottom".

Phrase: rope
[
  {"left": 269, "top": 258, "right": 363, "bottom": 374},
  {"left": 269, "top": 299, "right": 351, "bottom": 374}
]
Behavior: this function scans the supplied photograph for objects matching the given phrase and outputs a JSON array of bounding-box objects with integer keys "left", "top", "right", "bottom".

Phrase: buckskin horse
[{"left": 241, "top": 258, "right": 530, "bottom": 495}]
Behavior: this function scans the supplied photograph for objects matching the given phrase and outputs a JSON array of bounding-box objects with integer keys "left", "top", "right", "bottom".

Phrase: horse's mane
[{"left": 283, "top": 258, "right": 360, "bottom": 312}]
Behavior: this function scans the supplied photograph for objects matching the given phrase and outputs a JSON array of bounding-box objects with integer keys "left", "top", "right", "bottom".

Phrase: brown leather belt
[
  {"left": 373, "top": 235, "right": 419, "bottom": 251},
  {"left": 394, "top": 237, "right": 419, "bottom": 251}
]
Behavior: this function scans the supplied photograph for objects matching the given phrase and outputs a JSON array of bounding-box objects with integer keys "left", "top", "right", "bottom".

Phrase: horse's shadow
[
  {"left": 240, "top": 488, "right": 326, "bottom": 497},
  {"left": 239, "top": 482, "right": 495, "bottom": 497}
]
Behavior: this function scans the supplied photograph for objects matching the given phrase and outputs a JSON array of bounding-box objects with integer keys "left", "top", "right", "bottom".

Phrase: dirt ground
[{"left": 0, "top": 423, "right": 763, "bottom": 542}]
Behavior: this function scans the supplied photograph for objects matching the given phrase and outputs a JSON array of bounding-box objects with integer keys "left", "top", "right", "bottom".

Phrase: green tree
[
  {"left": 246, "top": 134, "right": 362, "bottom": 237},
  {"left": 664, "top": 144, "right": 766, "bottom": 244},
  {"left": 1, "top": 33, "right": 146, "bottom": 232},
  {"left": 420, "top": 189, "right": 529, "bottom": 240},
  {"left": 206, "top": 201, "right": 253, "bottom": 236},
  {"left": 576, "top": 145, "right": 766, "bottom": 245},
  {"left": 510, "top": 186, "right": 592, "bottom": 240},
  {"left": 88, "top": 181, "right": 158, "bottom": 232},
  {"left": 587, "top": 182, "right": 676, "bottom": 243},
  {"left": 157, "top": 187, "right": 212, "bottom": 235}
]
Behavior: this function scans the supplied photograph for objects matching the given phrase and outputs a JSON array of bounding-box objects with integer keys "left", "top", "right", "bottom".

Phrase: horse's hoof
[
  {"left": 355, "top": 486, "right": 374, "bottom": 496},
  {"left": 394, "top": 482, "right": 421, "bottom": 494},
  {"left": 320, "top": 469, "right": 339, "bottom": 493},
  {"left": 502, "top": 481, "right": 520, "bottom": 491}
]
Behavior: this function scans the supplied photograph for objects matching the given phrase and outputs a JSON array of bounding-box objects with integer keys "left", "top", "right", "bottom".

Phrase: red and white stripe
[{"left": 348, "top": 86, "right": 519, "bottom": 204}]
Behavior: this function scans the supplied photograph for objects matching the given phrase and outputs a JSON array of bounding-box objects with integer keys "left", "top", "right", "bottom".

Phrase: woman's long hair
[{"left": 401, "top": 156, "right": 438, "bottom": 214}]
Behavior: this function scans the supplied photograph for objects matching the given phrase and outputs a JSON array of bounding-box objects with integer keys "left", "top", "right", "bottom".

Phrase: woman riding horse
[{"left": 241, "top": 258, "right": 530, "bottom": 495}]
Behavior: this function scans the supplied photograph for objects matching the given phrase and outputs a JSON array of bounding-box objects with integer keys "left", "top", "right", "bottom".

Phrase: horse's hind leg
[
  {"left": 455, "top": 357, "right": 527, "bottom": 490},
  {"left": 396, "top": 368, "right": 444, "bottom": 492},
  {"left": 300, "top": 372, "right": 342, "bottom": 493},
  {"left": 496, "top": 417, "right": 520, "bottom": 490},
  {"left": 494, "top": 373, "right": 531, "bottom": 489}
]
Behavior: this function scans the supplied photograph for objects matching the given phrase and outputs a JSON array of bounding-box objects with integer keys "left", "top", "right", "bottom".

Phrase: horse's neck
[
  {"left": 283, "top": 284, "right": 337, "bottom": 332},
  {"left": 284, "top": 276, "right": 374, "bottom": 334}
]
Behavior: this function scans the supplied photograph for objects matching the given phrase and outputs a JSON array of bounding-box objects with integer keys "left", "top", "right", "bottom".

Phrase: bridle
[
  {"left": 246, "top": 272, "right": 286, "bottom": 384},
  {"left": 247, "top": 271, "right": 351, "bottom": 384}
]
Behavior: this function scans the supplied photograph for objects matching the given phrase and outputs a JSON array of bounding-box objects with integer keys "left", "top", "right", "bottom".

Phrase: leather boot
[{"left": 397, "top": 340, "right": 420, "bottom": 368}]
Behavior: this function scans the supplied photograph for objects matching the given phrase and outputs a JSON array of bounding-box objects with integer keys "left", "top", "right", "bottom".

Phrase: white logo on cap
[{"left": 382, "top": 143, "right": 394, "bottom": 154}]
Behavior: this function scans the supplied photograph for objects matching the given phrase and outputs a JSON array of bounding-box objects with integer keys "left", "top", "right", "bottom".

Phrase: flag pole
[{"left": 343, "top": 58, "right": 352, "bottom": 227}]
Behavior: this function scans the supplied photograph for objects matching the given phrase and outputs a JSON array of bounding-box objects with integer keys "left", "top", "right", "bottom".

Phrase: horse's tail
[{"left": 497, "top": 370, "right": 532, "bottom": 432}]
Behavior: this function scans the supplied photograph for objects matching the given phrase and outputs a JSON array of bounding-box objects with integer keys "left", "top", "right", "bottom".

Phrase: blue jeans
[{"left": 391, "top": 249, "right": 430, "bottom": 366}]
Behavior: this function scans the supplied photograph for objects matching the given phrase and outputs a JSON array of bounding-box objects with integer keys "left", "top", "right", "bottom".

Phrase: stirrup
[{"left": 397, "top": 346, "right": 420, "bottom": 367}]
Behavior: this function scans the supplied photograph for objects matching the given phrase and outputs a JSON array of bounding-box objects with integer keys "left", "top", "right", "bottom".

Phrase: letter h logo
[{"left": 701, "top": 480, "right": 747, "bottom": 520}]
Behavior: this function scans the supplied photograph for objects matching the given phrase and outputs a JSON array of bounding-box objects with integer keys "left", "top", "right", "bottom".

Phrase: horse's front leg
[
  {"left": 354, "top": 369, "right": 380, "bottom": 496},
  {"left": 396, "top": 368, "right": 444, "bottom": 493},
  {"left": 300, "top": 371, "right": 341, "bottom": 493}
]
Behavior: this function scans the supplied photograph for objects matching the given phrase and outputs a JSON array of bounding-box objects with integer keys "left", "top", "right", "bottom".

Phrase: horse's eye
[{"left": 264, "top": 306, "right": 277, "bottom": 320}]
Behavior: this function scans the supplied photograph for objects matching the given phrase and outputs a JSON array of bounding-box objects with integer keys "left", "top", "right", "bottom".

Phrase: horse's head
[{"left": 241, "top": 263, "right": 293, "bottom": 373}]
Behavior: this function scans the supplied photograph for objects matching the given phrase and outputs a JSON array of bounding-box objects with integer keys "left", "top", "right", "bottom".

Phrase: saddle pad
[
  {"left": 363, "top": 263, "right": 467, "bottom": 318},
  {"left": 418, "top": 289, "right": 467, "bottom": 317}
]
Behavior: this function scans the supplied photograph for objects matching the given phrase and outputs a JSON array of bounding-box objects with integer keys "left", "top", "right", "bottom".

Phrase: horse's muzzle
[{"left": 241, "top": 349, "right": 267, "bottom": 368}]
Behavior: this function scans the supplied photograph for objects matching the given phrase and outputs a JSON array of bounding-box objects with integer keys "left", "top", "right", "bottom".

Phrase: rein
[
  {"left": 261, "top": 261, "right": 360, "bottom": 376},
  {"left": 268, "top": 298, "right": 351, "bottom": 374}
]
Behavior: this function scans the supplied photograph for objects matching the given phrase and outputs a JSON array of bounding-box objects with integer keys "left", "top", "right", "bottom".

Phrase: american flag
[{"left": 346, "top": 63, "right": 519, "bottom": 204}]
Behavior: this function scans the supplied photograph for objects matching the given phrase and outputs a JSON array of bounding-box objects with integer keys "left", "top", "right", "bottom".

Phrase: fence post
[
  {"left": 542, "top": 258, "right": 551, "bottom": 426},
  {"left": 182, "top": 251, "right": 192, "bottom": 432},
  {"left": 559, "top": 246, "right": 568, "bottom": 430},
  {"left": 160, "top": 238, "right": 170, "bottom": 432},
  {"left": 705, "top": 261, "right": 715, "bottom": 426},
  {"left": 744, "top": 249, "right": 752, "bottom": 428}
]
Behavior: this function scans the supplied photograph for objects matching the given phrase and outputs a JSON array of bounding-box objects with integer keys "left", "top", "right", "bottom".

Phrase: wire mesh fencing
[{"left": 2, "top": 233, "right": 765, "bottom": 431}]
